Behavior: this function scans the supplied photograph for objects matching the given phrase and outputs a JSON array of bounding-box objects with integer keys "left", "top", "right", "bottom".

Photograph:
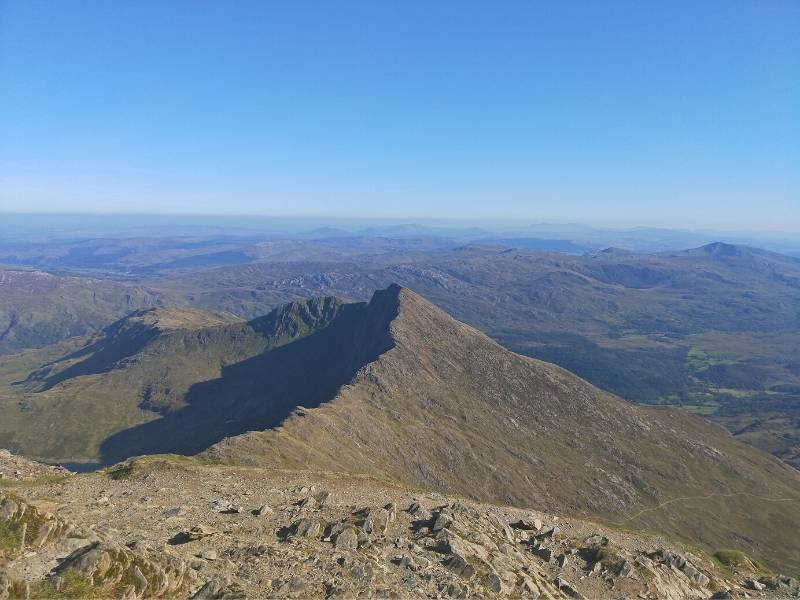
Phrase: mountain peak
[
  {"left": 121, "top": 306, "right": 241, "bottom": 331},
  {"left": 699, "top": 241, "right": 742, "bottom": 256},
  {"left": 249, "top": 295, "right": 351, "bottom": 339},
  {"left": 202, "top": 285, "right": 800, "bottom": 574}
]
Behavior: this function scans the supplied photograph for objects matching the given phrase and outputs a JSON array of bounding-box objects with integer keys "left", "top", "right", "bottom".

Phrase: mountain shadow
[
  {"left": 98, "top": 286, "right": 400, "bottom": 464},
  {"left": 21, "top": 307, "right": 240, "bottom": 392}
]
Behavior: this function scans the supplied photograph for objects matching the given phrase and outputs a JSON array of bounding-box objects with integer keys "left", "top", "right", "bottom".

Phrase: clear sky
[{"left": 1, "top": 1, "right": 798, "bottom": 230}]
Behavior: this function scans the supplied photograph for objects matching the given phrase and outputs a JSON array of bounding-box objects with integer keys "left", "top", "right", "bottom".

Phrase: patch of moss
[
  {"left": 578, "top": 539, "right": 626, "bottom": 572},
  {"left": 0, "top": 494, "right": 42, "bottom": 558},
  {"left": 713, "top": 548, "right": 771, "bottom": 577},
  {"left": 0, "top": 474, "right": 71, "bottom": 489},
  {"left": 0, "top": 520, "right": 18, "bottom": 556},
  {"left": 31, "top": 568, "right": 99, "bottom": 599},
  {"left": 105, "top": 462, "right": 135, "bottom": 480},
  {"left": 713, "top": 549, "right": 748, "bottom": 568}
]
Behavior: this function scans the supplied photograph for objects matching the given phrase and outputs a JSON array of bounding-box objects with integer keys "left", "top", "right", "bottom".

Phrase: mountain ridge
[
  {"left": 202, "top": 285, "right": 800, "bottom": 573},
  {"left": 2, "top": 285, "right": 800, "bottom": 573}
]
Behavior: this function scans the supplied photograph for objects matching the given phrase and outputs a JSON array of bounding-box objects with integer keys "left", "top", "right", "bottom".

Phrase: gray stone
[
  {"left": 333, "top": 527, "right": 359, "bottom": 550},
  {"left": 298, "top": 496, "right": 319, "bottom": 510},
  {"left": 290, "top": 518, "right": 321, "bottom": 538},
  {"left": 537, "top": 526, "right": 559, "bottom": 539},
  {"left": 447, "top": 582, "right": 468, "bottom": 598},
  {"left": 619, "top": 561, "right": 634, "bottom": 578},
  {"left": 555, "top": 577, "right": 584, "bottom": 599},
  {"left": 432, "top": 511, "right": 453, "bottom": 532},
  {"left": 745, "top": 579, "right": 766, "bottom": 591},
  {"left": 520, "top": 574, "right": 541, "bottom": 598},
  {"left": 445, "top": 554, "right": 476, "bottom": 579},
  {"left": 252, "top": 504, "right": 273, "bottom": 516},
  {"left": 365, "top": 507, "right": 391, "bottom": 534},
  {"left": 191, "top": 576, "right": 230, "bottom": 599},
  {"left": 408, "top": 502, "right": 432, "bottom": 521},
  {"left": 486, "top": 572, "right": 503, "bottom": 593},
  {"left": 533, "top": 546, "right": 552, "bottom": 562}
]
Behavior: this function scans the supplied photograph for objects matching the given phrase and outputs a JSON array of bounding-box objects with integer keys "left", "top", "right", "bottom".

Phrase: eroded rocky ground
[
  {"left": 1, "top": 455, "right": 798, "bottom": 599},
  {"left": 0, "top": 451, "right": 70, "bottom": 482}
]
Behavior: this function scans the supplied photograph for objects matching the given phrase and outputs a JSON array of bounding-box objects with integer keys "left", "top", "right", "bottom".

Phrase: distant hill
[
  {"left": 3, "top": 285, "right": 800, "bottom": 573},
  {"left": 0, "top": 268, "right": 164, "bottom": 354}
]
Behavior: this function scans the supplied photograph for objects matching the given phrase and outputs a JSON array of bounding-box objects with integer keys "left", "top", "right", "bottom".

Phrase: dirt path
[{"left": 617, "top": 491, "right": 800, "bottom": 527}]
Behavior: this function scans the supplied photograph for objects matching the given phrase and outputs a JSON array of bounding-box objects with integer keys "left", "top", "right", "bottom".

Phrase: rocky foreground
[
  {"left": 0, "top": 450, "right": 70, "bottom": 482},
  {"left": 1, "top": 455, "right": 798, "bottom": 599}
]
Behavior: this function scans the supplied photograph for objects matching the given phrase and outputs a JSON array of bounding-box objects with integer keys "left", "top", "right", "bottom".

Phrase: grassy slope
[
  {"left": 0, "top": 268, "right": 164, "bottom": 355},
  {"left": 205, "top": 286, "right": 800, "bottom": 575},
  {"left": 0, "top": 298, "right": 353, "bottom": 461}
]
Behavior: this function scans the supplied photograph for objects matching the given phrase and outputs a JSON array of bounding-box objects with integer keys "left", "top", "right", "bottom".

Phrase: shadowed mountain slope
[
  {"left": 97, "top": 292, "right": 396, "bottom": 463},
  {"left": 0, "top": 297, "right": 357, "bottom": 461}
]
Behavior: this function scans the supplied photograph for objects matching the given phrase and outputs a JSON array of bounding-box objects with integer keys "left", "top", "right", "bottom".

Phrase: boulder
[
  {"left": 252, "top": 504, "right": 273, "bottom": 516},
  {"left": 486, "top": 572, "right": 503, "bottom": 593},
  {"left": 289, "top": 518, "right": 321, "bottom": 539},
  {"left": 444, "top": 554, "right": 476, "bottom": 580},
  {"left": 332, "top": 527, "right": 359, "bottom": 551},
  {"left": 745, "top": 579, "right": 766, "bottom": 591}
]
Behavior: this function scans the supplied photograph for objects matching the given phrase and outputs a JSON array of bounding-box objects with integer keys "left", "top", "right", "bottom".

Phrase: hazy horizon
[
  {"left": 2, "top": 210, "right": 800, "bottom": 235},
  {"left": 2, "top": 1, "right": 798, "bottom": 230}
]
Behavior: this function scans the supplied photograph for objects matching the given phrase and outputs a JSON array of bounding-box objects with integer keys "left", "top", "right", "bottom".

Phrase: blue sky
[{"left": 1, "top": 1, "right": 798, "bottom": 230}]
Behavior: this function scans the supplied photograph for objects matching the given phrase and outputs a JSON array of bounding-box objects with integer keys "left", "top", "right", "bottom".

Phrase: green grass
[
  {"left": 713, "top": 548, "right": 749, "bottom": 567},
  {"left": 0, "top": 474, "right": 72, "bottom": 489},
  {"left": 105, "top": 462, "right": 135, "bottom": 480},
  {"left": 680, "top": 403, "right": 719, "bottom": 416},
  {"left": 712, "top": 548, "right": 771, "bottom": 578},
  {"left": 31, "top": 568, "right": 99, "bottom": 599},
  {"left": 0, "top": 520, "right": 17, "bottom": 555},
  {"left": 0, "top": 492, "right": 47, "bottom": 560}
]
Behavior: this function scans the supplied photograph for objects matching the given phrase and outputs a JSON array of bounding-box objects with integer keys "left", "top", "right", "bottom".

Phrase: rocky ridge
[
  {"left": 2, "top": 455, "right": 799, "bottom": 599},
  {"left": 0, "top": 450, "right": 70, "bottom": 482}
]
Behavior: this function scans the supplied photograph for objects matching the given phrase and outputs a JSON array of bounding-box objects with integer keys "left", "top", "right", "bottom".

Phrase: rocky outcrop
[
  {"left": 1, "top": 487, "right": 198, "bottom": 600},
  {"left": 5, "top": 456, "right": 800, "bottom": 598},
  {"left": 0, "top": 450, "right": 71, "bottom": 482},
  {"left": 0, "top": 490, "right": 73, "bottom": 561},
  {"left": 51, "top": 540, "right": 198, "bottom": 598}
]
